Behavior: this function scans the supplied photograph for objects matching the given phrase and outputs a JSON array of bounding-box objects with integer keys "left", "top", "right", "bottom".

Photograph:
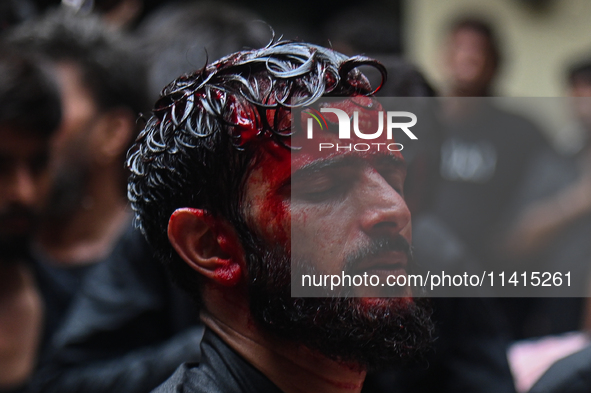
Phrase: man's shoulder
[
  {"left": 151, "top": 362, "right": 221, "bottom": 393},
  {"left": 152, "top": 358, "right": 279, "bottom": 393},
  {"left": 152, "top": 329, "right": 284, "bottom": 393}
]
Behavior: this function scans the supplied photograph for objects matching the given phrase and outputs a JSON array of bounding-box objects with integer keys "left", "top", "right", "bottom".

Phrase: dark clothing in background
[
  {"left": 412, "top": 216, "right": 514, "bottom": 393},
  {"left": 30, "top": 254, "right": 94, "bottom": 357},
  {"left": 29, "top": 224, "right": 203, "bottom": 393},
  {"left": 363, "top": 214, "right": 516, "bottom": 393},
  {"left": 434, "top": 102, "right": 547, "bottom": 263},
  {"left": 529, "top": 344, "right": 591, "bottom": 393},
  {"left": 1, "top": 250, "right": 94, "bottom": 393},
  {"left": 0, "top": 385, "right": 27, "bottom": 393},
  {"left": 500, "top": 147, "right": 591, "bottom": 338},
  {"left": 363, "top": 298, "right": 516, "bottom": 393},
  {"left": 432, "top": 102, "right": 563, "bottom": 346},
  {"left": 152, "top": 329, "right": 282, "bottom": 393}
]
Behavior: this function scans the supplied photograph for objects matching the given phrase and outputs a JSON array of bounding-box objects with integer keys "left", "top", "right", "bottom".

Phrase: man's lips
[{"left": 351, "top": 251, "right": 408, "bottom": 276}]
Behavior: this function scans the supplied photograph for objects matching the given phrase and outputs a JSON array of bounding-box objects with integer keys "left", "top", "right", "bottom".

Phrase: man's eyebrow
[
  {"left": 291, "top": 154, "right": 406, "bottom": 182},
  {"left": 373, "top": 154, "right": 407, "bottom": 171},
  {"left": 293, "top": 156, "right": 353, "bottom": 178}
]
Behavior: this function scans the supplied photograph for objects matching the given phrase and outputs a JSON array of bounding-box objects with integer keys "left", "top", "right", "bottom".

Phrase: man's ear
[{"left": 167, "top": 208, "right": 243, "bottom": 286}]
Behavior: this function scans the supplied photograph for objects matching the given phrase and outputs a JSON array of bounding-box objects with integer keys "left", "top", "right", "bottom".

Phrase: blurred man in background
[
  {"left": 433, "top": 21, "right": 551, "bottom": 392},
  {"left": 0, "top": 44, "right": 61, "bottom": 393},
  {"left": 9, "top": 9, "right": 147, "bottom": 270},
  {"left": 506, "top": 57, "right": 591, "bottom": 393},
  {"left": 21, "top": 5, "right": 271, "bottom": 393},
  {"left": 4, "top": 15, "right": 150, "bottom": 366},
  {"left": 434, "top": 17, "right": 548, "bottom": 271},
  {"left": 442, "top": 18, "right": 499, "bottom": 97},
  {"left": 502, "top": 59, "right": 591, "bottom": 338}
]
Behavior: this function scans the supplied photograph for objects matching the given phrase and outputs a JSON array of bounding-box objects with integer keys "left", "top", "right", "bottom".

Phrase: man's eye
[
  {"left": 292, "top": 176, "right": 348, "bottom": 202},
  {"left": 301, "top": 186, "right": 341, "bottom": 202},
  {"left": 385, "top": 175, "right": 404, "bottom": 196},
  {"left": 377, "top": 168, "right": 405, "bottom": 196}
]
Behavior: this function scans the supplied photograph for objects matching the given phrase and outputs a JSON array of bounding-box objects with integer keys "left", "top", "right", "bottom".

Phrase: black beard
[
  {"left": 244, "top": 232, "right": 434, "bottom": 371},
  {"left": 0, "top": 235, "right": 30, "bottom": 265},
  {"left": 0, "top": 206, "right": 35, "bottom": 264},
  {"left": 43, "top": 126, "right": 94, "bottom": 221},
  {"left": 43, "top": 161, "right": 88, "bottom": 220}
]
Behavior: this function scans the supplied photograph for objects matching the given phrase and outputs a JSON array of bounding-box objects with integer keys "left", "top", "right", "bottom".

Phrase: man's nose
[
  {"left": 7, "top": 164, "right": 37, "bottom": 207},
  {"left": 359, "top": 170, "right": 411, "bottom": 236}
]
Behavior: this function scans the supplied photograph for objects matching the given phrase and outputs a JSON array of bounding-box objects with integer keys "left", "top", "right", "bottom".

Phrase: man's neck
[
  {"left": 37, "top": 167, "right": 130, "bottom": 265},
  {"left": 201, "top": 295, "right": 366, "bottom": 393}
]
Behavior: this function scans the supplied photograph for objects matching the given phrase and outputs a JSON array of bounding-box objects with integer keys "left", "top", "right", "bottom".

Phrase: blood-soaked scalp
[{"left": 127, "top": 40, "right": 386, "bottom": 298}]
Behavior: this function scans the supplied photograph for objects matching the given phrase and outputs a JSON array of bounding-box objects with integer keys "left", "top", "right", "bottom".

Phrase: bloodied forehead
[{"left": 240, "top": 96, "right": 408, "bottom": 247}]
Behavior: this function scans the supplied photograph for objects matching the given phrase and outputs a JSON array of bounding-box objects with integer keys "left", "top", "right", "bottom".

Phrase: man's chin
[
  {"left": 358, "top": 296, "right": 414, "bottom": 308},
  {"left": 353, "top": 283, "right": 414, "bottom": 298},
  {"left": 249, "top": 291, "right": 434, "bottom": 371}
]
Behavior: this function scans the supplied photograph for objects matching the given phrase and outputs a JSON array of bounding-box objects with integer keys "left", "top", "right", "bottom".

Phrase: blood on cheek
[{"left": 246, "top": 142, "right": 293, "bottom": 246}]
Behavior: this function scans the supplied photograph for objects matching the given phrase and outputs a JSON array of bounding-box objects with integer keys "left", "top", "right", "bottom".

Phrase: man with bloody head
[{"left": 128, "top": 41, "right": 433, "bottom": 393}]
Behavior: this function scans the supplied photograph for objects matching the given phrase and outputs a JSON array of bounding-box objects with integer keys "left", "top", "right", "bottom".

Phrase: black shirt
[
  {"left": 153, "top": 329, "right": 283, "bottom": 393},
  {"left": 29, "top": 224, "right": 202, "bottom": 393},
  {"left": 529, "top": 344, "right": 591, "bottom": 393},
  {"left": 433, "top": 102, "right": 547, "bottom": 262},
  {"left": 30, "top": 250, "right": 95, "bottom": 358}
]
